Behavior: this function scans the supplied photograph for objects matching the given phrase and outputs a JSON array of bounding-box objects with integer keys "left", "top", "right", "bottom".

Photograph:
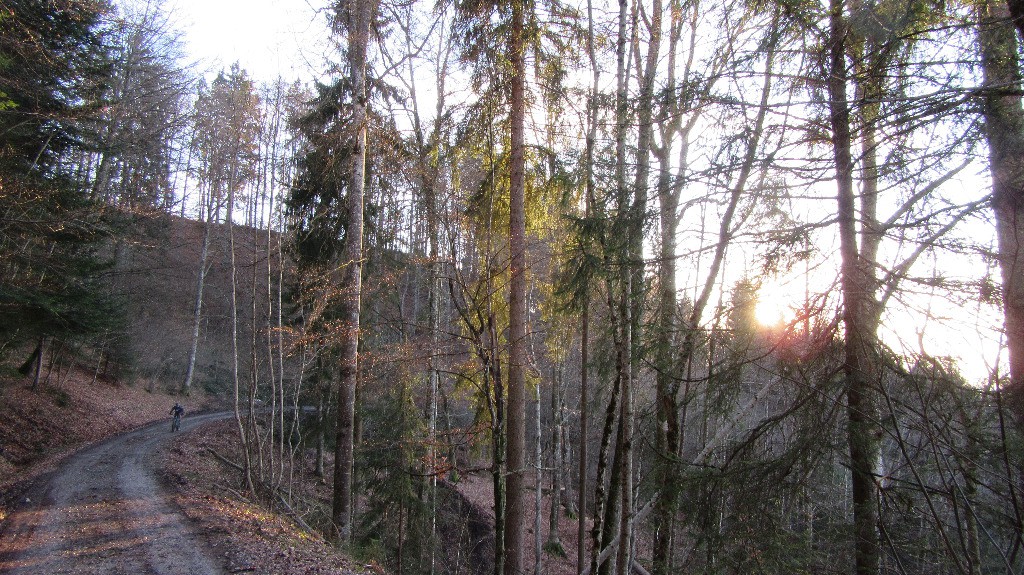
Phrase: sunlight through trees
[{"left": 3, "top": 0, "right": 1024, "bottom": 573}]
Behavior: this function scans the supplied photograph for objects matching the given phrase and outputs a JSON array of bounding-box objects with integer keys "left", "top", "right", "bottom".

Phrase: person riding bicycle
[{"left": 170, "top": 403, "right": 185, "bottom": 432}]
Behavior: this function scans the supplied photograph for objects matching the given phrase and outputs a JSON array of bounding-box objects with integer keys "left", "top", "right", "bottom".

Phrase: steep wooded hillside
[{"left": 105, "top": 212, "right": 286, "bottom": 394}]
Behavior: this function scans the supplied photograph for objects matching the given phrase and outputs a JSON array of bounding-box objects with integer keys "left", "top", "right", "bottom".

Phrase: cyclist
[{"left": 170, "top": 403, "right": 185, "bottom": 432}]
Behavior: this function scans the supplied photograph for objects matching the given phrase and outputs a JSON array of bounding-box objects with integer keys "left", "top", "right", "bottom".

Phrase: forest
[{"left": 2, "top": 0, "right": 1024, "bottom": 574}]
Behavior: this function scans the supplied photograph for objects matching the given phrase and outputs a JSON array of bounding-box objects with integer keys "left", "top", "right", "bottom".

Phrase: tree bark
[
  {"left": 982, "top": 0, "right": 1024, "bottom": 432},
  {"left": 535, "top": 381, "right": 544, "bottom": 575},
  {"left": 980, "top": 6, "right": 1024, "bottom": 556},
  {"left": 650, "top": 17, "right": 724, "bottom": 570},
  {"left": 828, "top": 1, "right": 880, "bottom": 572},
  {"left": 504, "top": 1, "right": 528, "bottom": 573},
  {"left": 332, "top": 0, "right": 375, "bottom": 543},
  {"left": 599, "top": 423, "right": 622, "bottom": 575},
  {"left": 227, "top": 157, "right": 256, "bottom": 496},
  {"left": 182, "top": 195, "right": 213, "bottom": 394},
  {"left": 1008, "top": 0, "right": 1024, "bottom": 40},
  {"left": 548, "top": 366, "right": 564, "bottom": 553},
  {"left": 316, "top": 381, "right": 326, "bottom": 478},
  {"left": 579, "top": 1, "right": 600, "bottom": 572},
  {"left": 402, "top": 14, "right": 451, "bottom": 570},
  {"left": 614, "top": 4, "right": 634, "bottom": 574}
]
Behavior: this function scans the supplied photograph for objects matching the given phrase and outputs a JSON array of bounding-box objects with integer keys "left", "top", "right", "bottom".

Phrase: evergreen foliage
[
  {"left": 0, "top": 0, "right": 123, "bottom": 354},
  {"left": 286, "top": 78, "right": 401, "bottom": 270},
  {"left": 357, "top": 376, "right": 432, "bottom": 574}
]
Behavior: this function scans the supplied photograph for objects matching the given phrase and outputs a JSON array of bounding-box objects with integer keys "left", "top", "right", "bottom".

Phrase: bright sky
[{"left": 167, "top": 0, "right": 332, "bottom": 83}]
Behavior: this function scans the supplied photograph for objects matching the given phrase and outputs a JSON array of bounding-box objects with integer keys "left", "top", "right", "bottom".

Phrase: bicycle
[{"left": 170, "top": 403, "right": 184, "bottom": 432}]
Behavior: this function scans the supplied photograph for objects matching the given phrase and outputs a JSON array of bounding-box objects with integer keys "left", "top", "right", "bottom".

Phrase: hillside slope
[
  {"left": 109, "top": 213, "right": 286, "bottom": 394},
  {"left": 0, "top": 368, "right": 205, "bottom": 487}
]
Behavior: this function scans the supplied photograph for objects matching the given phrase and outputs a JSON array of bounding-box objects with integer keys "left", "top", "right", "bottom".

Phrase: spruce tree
[{"left": 0, "top": 0, "right": 121, "bottom": 359}]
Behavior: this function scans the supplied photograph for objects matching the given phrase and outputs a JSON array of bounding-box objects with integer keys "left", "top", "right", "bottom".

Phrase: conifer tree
[{"left": 0, "top": 0, "right": 120, "bottom": 361}]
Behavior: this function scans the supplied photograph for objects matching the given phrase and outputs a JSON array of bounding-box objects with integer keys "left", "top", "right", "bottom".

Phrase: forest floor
[
  {"left": 163, "top": 418, "right": 375, "bottom": 575},
  {"left": 452, "top": 472, "right": 588, "bottom": 575},
  {"left": 0, "top": 368, "right": 368, "bottom": 575}
]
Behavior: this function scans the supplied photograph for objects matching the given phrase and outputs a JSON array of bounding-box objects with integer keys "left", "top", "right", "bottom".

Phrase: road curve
[{"left": 0, "top": 411, "right": 233, "bottom": 575}]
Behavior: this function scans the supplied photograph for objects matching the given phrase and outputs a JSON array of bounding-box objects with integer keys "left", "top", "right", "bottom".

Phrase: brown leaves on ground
[
  {"left": 162, "top": 420, "right": 371, "bottom": 575},
  {"left": 0, "top": 367, "right": 209, "bottom": 498},
  {"left": 0, "top": 368, "right": 369, "bottom": 574},
  {"left": 0, "top": 366, "right": 624, "bottom": 575}
]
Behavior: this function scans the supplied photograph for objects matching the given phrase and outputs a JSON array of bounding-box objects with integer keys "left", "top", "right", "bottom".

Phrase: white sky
[{"left": 167, "top": 0, "right": 332, "bottom": 83}]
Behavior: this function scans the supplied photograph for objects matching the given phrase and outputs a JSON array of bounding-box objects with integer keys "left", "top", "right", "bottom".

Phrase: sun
[{"left": 754, "top": 283, "right": 793, "bottom": 327}]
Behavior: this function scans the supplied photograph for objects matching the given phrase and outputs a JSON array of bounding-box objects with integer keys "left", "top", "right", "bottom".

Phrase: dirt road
[{"left": 0, "top": 411, "right": 232, "bottom": 575}]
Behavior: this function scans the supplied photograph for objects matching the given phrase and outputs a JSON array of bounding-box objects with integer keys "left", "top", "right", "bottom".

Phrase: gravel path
[{"left": 0, "top": 411, "right": 232, "bottom": 575}]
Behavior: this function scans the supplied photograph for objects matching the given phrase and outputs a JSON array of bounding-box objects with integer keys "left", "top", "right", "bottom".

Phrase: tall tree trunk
[
  {"left": 980, "top": 3, "right": 1024, "bottom": 555},
  {"left": 250, "top": 221, "right": 263, "bottom": 482},
  {"left": 548, "top": 366, "right": 564, "bottom": 553},
  {"left": 426, "top": 159, "right": 441, "bottom": 575},
  {"left": 621, "top": 3, "right": 663, "bottom": 573},
  {"left": 649, "top": 13, "right": 699, "bottom": 557},
  {"left": 332, "top": 0, "right": 375, "bottom": 543},
  {"left": 560, "top": 392, "right": 576, "bottom": 518},
  {"left": 651, "top": 143, "right": 679, "bottom": 575},
  {"left": 651, "top": 49, "right": 684, "bottom": 555},
  {"left": 490, "top": 333, "right": 507, "bottom": 575},
  {"left": 579, "top": 2, "right": 600, "bottom": 572},
  {"left": 828, "top": 1, "right": 880, "bottom": 572},
  {"left": 652, "top": 17, "right": 721, "bottom": 569},
  {"left": 591, "top": 335, "right": 623, "bottom": 575},
  {"left": 535, "top": 381, "right": 544, "bottom": 575},
  {"left": 591, "top": 2, "right": 633, "bottom": 572},
  {"left": 404, "top": 20, "right": 449, "bottom": 569},
  {"left": 982, "top": 0, "right": 1024, "bottom": 434},
  {"left": 587, "top": 390, "right": 615, "bottom": 575},
  {"left": 610, "top": 2, "right": 632, "bottom": 572},
  {"left": 504, "top": 1, "right": 528, "bottom": 573},
  {"left": 316, "top": 380, "right": 326, "bottom": 478},
  {"left": 182, "top": 196, "right": 213, "bottom": 394},
  {"left": 613, "top": 350, "right": 633, "bottom": 575},
  {"left": 598, "top": 424, "right": 622, "bottom": 575},
  {"left": 259, "top": 87, "right": 285, "bottom": 487},
  {"left": 578, "top": 281, "right": 591, "bottom": 575},
  {"left": 229, "top": 177, "right": 256, "bottom": 496}
]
